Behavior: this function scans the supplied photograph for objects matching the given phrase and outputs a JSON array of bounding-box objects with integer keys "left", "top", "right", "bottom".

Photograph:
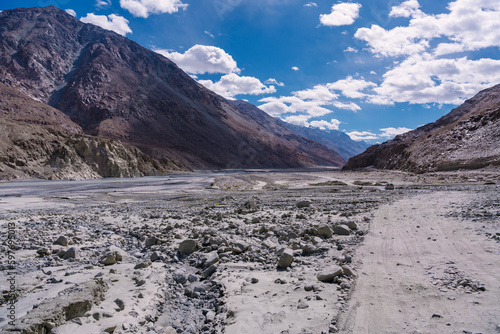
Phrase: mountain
[
  {"left": 230, "top": 100, "right": 345, "bottom": 166},
  {"left": 0, "top": 82, "right": 176, "bottom": 179},
  {"left": 0, "top": 6, "right": 344, "bottom": 172},
  {"left": 343, "top": 84, "right": 500, "bottom": 172},
  {"left": 281, "top": 122, "right": 370, "bottom": 161}
]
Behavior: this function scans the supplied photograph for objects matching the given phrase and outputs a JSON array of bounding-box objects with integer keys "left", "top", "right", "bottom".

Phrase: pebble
[
  {"left": 54, "top": 236, "right": 68, "bottom": 246},
  {"left": 63, "top": 247, "right": 78, "bottom": 259},
  {"left": 334, "top": 225, "right": 351, "bottom": 236},
  {"left": 317, "top": 266, "right": 343, "bottom": 283},
  {"left": 317, "top": 225, "right": 333, "bottom": 238}
]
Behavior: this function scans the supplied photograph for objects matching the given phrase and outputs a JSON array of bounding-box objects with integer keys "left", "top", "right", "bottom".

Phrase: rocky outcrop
[
  {"left": 0, "top": 118, "right": 176, "bottom": 180},
  {"left": 0, "top": 7, "right": 344, "bottom": 170},
  {"left": 344, "top": 84, "right": 500, "bottom": 172}
]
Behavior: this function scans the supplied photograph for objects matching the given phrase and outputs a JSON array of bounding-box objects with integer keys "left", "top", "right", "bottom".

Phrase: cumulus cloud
[
  {"left": 320, "top": 2, "right": 362, "bottom": 27},
  {"left": 65, "top": 9, "right": 76, "bottom": 17},
  {"left": 327, "top": 76, "right": 377, "bottom": 99},
  {"left": 156, "top": 45, "right": 240, "bottom": 75},
  {"left": 309, "top": 119, "right": 341, "bottom": 130},
  {"left": 120, "top": 0, "right": 187, "bottom": 18},
  {"left": 292, "top": 66, "right": 300, "bottom": 71},
  {"left": 350, "top": 0, "right": 500, "bottom": 105},
  {"left": 346, "top": 131, "right": 378, "bottom": 141},
  {"left": 265, "top": 78, "right": 285, "bottom": 87},
  {"left": 80, "top": 13, "right": 132, "bottom": 36},
  {"left": 389, "top": 0, "right": 423, "bottom": 18},
  {"left": 379, "top": 127, "right": 412, "bottom": 138},
  {"left": 198, "top": 73, "right": 276, "bottom": 99}
]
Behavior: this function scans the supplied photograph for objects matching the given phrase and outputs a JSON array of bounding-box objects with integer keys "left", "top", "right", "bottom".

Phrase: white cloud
[
  {"left": 65, "top": 9, "right": 76, "bottom": 17},
  {"left": 156, "top": 45, "right": 240, "bottom": 75},
  {"left": 304, "top": 2, "right": 318, "bottom": 7},
  {"left": 80, "top": 13, "right": 132, "bottom": 36},
  {"left": 204, "top": 31, "right": 215, "bottom": 39},
  {"left": 347, "top": 131, "right": 378, "bottom": 141},
  {"left": 284, "top": 115, "right": 310, "bottom": 126},
  {"left": 292, "top": 66, "right": 299, "bottom": 71},
  {"left": 198, "top": 73, "right": 276, "bottom": 99},
  {"left": 389, "top": 0, "right": 423, "bottom": 18},
  {"left": 375, "top": 54, "right": 500, "bottom": 104},
  {"left": 265, "top": 78, "right": 285, "bottom": 87},
  {"left": 96, "top": 0, "right": 112, "bottom": 9},
  {"left": 320, "top": 2, "right": 362, "bottom": 27},
  {"left": 344, "top": 47, "right": 358, "bottom": 53},
  {"left": 379, "top": 127, "right": 412, "bottom": 138},
  {"left": 327, "top": 76, "right": 377, "bottom": 99},
  {"left": 350, "top": 0, "right": 500, "bottom": 105},
  {"left": 120, "top": 0, "right": 187, "bottom": 18},
  {"left": 309, "top": 119, "right": 341, "bottom": 130}
]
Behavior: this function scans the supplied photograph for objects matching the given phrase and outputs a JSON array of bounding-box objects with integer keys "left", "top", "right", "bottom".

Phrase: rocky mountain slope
[
  {"left": 0, "top": 82, "right": 178, "bottom": 179},
  {"left": 343, "top": 84, "right": 500, "bottom": 172},
  {"left": 0, "top": 6, "right": 344, "bottom": 172},
  {"left": 282, "top": 122, "right": 370, "bottom": 161}
]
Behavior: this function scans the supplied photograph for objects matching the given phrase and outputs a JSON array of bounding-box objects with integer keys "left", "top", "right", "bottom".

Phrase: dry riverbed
[{"left": 0, "top": 169, "right": 499, "bottom": 334}]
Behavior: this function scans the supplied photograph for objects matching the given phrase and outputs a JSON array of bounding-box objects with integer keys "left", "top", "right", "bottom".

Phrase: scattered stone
[
  {"left": 114, "top": 298, "right": 125, "bottom": 311},
  {"left": 317, "top": 266, "right": 343, "bottom": 283},
  {"left": 297, "top": 301, "right": 309, "bottom": 309},
  {"left": 277, "top": 249, "right": 294, "bottom": 269},
  {"left": 341, "top": 265, "right": 356, "bottom": 278},
  {"left": 100, "top": 253, "right": 117, "bottom": 266},
  {"left": 178, "top": 239, "right": 198, "bottom": 255},
  {"left": 134, "top": 262, "right": 151, "bottom": 270},
  {"left": 104, "top": 326, "right": 117, "bottom": 333},
  {"left": 145, "top": 236, "right": 158, "bottom": 248},
  {"left": 37, "top": 247, "right": 50, "bottom": 256},
  {"left": 53, "top": 236, "right": 68, "bottom": 246},
  {"left": 63, "top": 247, "right": 78, "bottom": 259},
  {"left": 202, "top": 265, "right": 217, "bottom": 279},
  {"left": 150, "top": 251, "right": 161, "bottom": 262},
  {"left": 317, "top": 225, "right": 333, "bottom": 238},
  {"left": 346, "top": 221, "right": 358, "bottom": 230},
  {"left": 296, "top": 201, "right": 311, "bottom": 208},
  {"left": 251, "top": 278, "right": 259, "bottom": 284},
  {"left": 204, "top": 252, "right": 219, "bottom": 268},
  {"left": 333, "top": 225, "right": 351, "bottom": 236},
  {"left": 232, "top": 240, "right": 249, "bottom": 254}
]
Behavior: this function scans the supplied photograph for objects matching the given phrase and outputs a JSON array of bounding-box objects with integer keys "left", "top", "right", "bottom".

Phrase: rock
[
  {"left": 317, "top": 225, "right": 333, "bottom": 238},
  {"left": 341, "top": 265, "right": 356, "bottom": 278},
  {"left": 114, "top": 298, "right": 125, "bottom": 311},
  {"left": 297, "top": 301, "right": 309, "bottom": 309},
  {"left": 238, "top": 200, "right": 259, "bottom": 213},
  {"left": 178, "top": 239, "right": 198, "bottom": 255},
  {"left": 333, "top": 225, "right": 351, "bottom": 235},
  {"left": 346, "top": 221, "right": 358, "bottom": 230},
  {"left": 251, "top": 278, "right": 259, "bottom": 284},
  {"left": 202, "top": 265, "right": 217, "bottom": 279},
  {"left": 204, "top": 251, "right": 219, "bottom": 268},
  {"left": 296, "top": 201, "right": 311, "bottom": 208},
  {"left": 162, "top": 327, "right": 177, "bottom": 334},
  {"left": 301, "top": 244, "right": 317, "bottom": 255},
  {"left": 104, "top": 326, "right": 116, "bottom": 333},
  {"left": 150, "top": 251, "right": 161, "bottom": 262},
  {"left": 262, "top": 239, "right": 277, "bottom": 249},
  {"left": 100, "top": 253, "right": 117, "bottom": 266},
  {"left": 133, "top": 262, "right": 151, "bottom": 269},
  {"left": 53, "top": 236, "right": 68, "bottom": 246},
  {"left": 232, "top": 240, "right": 249, "bottom": 254},
  {"left": 317, "top": 266, "right": 343, "bottom": 282},
  {"left": 205, "top": 310, "right": 216, "bottom": 322},
  {"left": 63, "top": 247, "right": 78, "bottom": 259},
  {"left": 277, "top": 249, "right": 294, "bottom": 269},
  {"left": 37, "top": 247, "right": 50, "bottom": 256},
  {"left": 145, "top": 236, "right": 158, "bottom": 248}
]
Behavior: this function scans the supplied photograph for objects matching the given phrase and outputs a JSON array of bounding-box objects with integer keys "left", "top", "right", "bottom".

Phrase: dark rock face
[
  {"left": 0, "top": 6, "right": 344, "bottom": 170},
  {"left": 344, "top": 84, "right": 500, "bottom": 172},
  {"left": 281, "top": 121, "right": 370, "bottom": 161}
]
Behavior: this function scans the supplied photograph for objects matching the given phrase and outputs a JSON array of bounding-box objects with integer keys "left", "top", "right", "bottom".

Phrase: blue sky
[{"left": 2, "top": 0, "right": 500, "bottom": 142}]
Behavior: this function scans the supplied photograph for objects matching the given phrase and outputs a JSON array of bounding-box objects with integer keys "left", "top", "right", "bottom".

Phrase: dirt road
[{"left": 338, "top": 191, "right": 500, "bottom": 334}]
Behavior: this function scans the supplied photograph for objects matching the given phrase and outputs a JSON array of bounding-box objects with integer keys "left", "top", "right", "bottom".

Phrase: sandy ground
[
  {"left": 338, "top": 191, "right": 500, "bottom": 334},
  {"left": 0, "top": 169, "right": 499, "bottom": 333}
]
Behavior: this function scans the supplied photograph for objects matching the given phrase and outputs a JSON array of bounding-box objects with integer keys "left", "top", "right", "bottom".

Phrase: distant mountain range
[
  {"left": 0, "top": 6, "right": 348, "bottom": 179},
  {"left": 344, "top": 84, "right": 500, "bottom": 172}
]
